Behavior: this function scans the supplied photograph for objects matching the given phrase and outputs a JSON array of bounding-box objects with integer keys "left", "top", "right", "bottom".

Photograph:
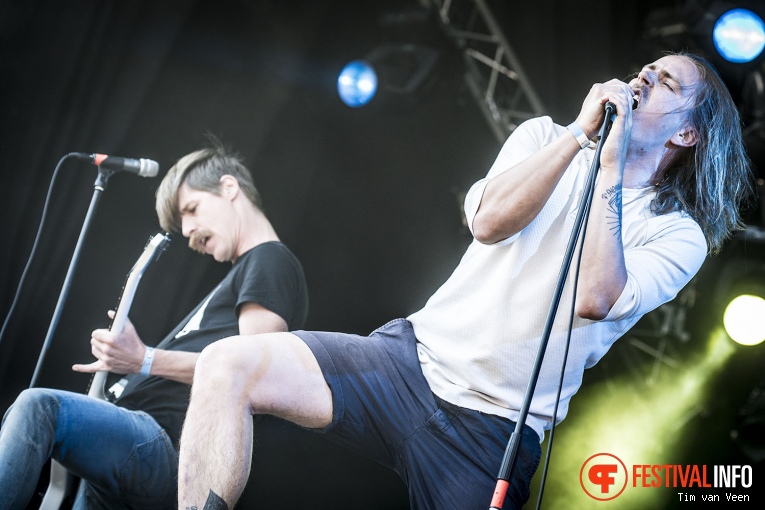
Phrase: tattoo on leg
[
  {"left": 203, "top": 490, "right": 229, "bottom": 510},
  {"left": 184, "top": 490, "right": 229, "bottom": 510}
]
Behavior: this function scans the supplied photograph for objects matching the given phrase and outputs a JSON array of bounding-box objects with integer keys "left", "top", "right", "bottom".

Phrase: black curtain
[{"left": 0, "top": 0, "right": 199, "bottom": 406}]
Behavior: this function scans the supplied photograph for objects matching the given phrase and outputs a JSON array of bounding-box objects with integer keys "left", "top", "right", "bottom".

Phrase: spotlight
[
  {"left": 337, "top": 60, "right": 378, "bottom": 108},
  {"left": 712, "top": 8, "right": 765, "bottom": 63},
  {"left": 723, "top": 293, "right": 765, "bottom": 346},
  {"left": 337, "top": 44, "right": 440, "bottom": 109}
]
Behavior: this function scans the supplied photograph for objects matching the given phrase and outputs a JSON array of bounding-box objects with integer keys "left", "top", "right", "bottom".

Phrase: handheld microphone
[
  {"left": 605, "top": 95, "right": 639, "bottom": 115},
  {"left": 74, "top": 153, "right": 159, "bottom": 177},
  {"left": 605, "top": 102, "right": 617, "bottom": 126}
]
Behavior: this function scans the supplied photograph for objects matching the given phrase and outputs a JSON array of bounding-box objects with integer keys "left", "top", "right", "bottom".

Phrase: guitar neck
[{"left": 86, "top": 233, "right": 170, "bottom": 399}]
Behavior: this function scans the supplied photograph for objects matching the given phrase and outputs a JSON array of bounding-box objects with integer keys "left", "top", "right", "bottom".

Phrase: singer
[
  {"left": 0, "top": 143, "right": 308, "bottom": 508},
  {"left": 177, "top": 53, "right": 754, "bottom": 510}
]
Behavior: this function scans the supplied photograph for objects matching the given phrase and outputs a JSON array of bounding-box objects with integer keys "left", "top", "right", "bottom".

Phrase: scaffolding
[{"left": 428, "top": 0, "right": 545, "bottom": 141}]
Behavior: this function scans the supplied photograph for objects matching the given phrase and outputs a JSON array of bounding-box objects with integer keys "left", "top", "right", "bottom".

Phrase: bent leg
[
  {"left": 69, "top": 407, "right": 178, "bottom": 509},
  {"left": 0, "top": 388, "right": 63, "bottom": 508},
  {"left": 177, "top": 332, "right": 332, "bottom": 509},
  {"left": 0, "top": 388, "right": 177, "bottom": 510}
]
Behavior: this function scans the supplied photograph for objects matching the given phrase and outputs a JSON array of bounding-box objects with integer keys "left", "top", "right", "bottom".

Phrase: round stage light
[
  {"left": 723, "top": 294, "right": 765, "bottom": 346},
  {"left": 337, "top": 60, "right": 378, "bottom": 107},
  {"left": 712, "top": 8, "right": 765, "bottom": 63}
]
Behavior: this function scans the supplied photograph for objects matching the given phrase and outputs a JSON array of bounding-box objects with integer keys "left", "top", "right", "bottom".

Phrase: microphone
[
  {"left": 605, "top": 95, "right": 639, "bottom": 115},
  {"left": 74, "top": 153, "right": 159, "bottom": 177},
  {"left": 605, "top": 102, "right": 617, "bottom": 126}
]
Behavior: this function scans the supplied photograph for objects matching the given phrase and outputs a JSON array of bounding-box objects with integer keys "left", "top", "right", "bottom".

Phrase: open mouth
[
  {"left": 189, "top": 232, "right": 211, "bottom": 253},
  {"left": 632, "top": 87, "right": 646, "bottom": 110}
]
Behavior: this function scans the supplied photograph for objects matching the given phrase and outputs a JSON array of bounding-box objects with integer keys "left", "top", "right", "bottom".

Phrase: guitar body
[{"left": 39, "top": 233, "right": 170, "bottom": 510}]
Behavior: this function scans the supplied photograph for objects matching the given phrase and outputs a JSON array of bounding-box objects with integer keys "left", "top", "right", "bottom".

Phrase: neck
[
  {"left": 622, "top": 141, "right": 680, "bottom": 189},
  {"left": 232, "top": 204, "right": 280, "bottom": 262}
]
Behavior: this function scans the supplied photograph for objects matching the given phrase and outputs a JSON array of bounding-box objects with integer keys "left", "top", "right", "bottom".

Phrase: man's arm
[
  {"left": 471, "top": 80, "right": 622, "bottom": 244},
  {"left": 472, "top": 132, "right": 583, "bottom": 244},
  {"left": 574, "top": 81, "right": 635, "bottom": 320},
  {"left": 473, "top": 78, "right": 635, "bottom": 317},
  {"left": 148, "top": 303, "right": 286, "bottom": 383},
  {"left": 72, "top": 303, "right": 287, "bottom": 384}
]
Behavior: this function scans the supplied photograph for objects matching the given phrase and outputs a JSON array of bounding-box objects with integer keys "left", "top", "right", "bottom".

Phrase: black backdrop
[{"left": 2, "top": 0, "right": 764, "bottom": 508}]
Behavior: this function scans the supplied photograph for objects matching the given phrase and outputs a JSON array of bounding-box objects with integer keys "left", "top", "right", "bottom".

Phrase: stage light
[
  {"left": 712, "top": 8, "right": 765, "bottom": 63},
  {"left": 337, "top": 45, "right": 440, "bottom": 110},
  {"left": 337, "top": 60, "right": 378, "bottom": 108},
  {"left": 723, "top": 293, "right": 765, "bottom": 346}
]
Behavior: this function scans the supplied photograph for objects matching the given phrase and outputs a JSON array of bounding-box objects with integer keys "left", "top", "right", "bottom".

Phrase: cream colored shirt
[{"left": 408, "top": 116, "right": 707, "bottom": 441}]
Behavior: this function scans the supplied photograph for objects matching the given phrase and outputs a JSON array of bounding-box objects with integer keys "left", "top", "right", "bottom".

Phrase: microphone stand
[
  {"left": 489, "top": 104, "right": 617, "bottom": 509},
  {"left": 30, "top": 166, "right": 116, "bottom": 388}
]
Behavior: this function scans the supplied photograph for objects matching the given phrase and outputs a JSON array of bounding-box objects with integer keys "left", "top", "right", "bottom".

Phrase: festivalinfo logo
[{"left": 579, "top": 453, "right": 753, "bottom": 503}]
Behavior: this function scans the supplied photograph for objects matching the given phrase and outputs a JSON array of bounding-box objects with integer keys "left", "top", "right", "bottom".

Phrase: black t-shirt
[{"left": 114, "top": 241, "right": 308, "bottom": 447}]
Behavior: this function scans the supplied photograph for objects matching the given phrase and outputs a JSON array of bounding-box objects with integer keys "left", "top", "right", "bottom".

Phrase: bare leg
[{"left": 177, "top": 332, "right": 332, "bottom": 509}]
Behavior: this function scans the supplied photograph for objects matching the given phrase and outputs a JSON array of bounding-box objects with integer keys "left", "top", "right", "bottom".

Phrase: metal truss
[{"left": 428, "top": 0, "right": 545, "bottom": 141}]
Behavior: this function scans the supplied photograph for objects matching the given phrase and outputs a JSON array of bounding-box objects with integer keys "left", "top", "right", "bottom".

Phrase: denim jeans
[{"left": 0, "top": 388, "right": 178, "bottom": 509}]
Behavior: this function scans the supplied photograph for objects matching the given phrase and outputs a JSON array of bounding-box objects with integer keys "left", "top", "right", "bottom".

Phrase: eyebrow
[
  {"left": 645, "top": 63, "right": 682, "bottom": 89},
  {"left": 179, "top": 200, "right": 196, "bottom": 213}
]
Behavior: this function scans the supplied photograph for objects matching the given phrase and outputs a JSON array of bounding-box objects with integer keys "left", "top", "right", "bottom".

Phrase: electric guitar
[{"left": 39, "top": 232, "right": 171, "bottom": 510}]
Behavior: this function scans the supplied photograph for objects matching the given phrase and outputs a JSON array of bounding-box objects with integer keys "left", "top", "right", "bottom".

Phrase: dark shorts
[{"left": 293, "top": 318, "right": 541, "bottom": 510}]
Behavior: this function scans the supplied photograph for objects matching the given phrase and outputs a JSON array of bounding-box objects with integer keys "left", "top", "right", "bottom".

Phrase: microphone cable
[
  {"left": 533, "top": 106, "right": 617, "bottom": 510},
  {"left": 0, "top": 153, "right": 84, "bottom": 347},
  {"left": 534, "top": 179, "right": 592, "bottom": 510}
]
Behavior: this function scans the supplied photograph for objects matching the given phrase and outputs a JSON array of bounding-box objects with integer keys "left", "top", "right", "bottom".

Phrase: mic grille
[{"left": 139, "top": 159, "right": 160, "bottom": 177}]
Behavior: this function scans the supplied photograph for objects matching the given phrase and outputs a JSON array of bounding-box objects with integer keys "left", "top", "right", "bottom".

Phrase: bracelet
[
  {"left": 566, "top": 121, "right": 591, "bottom": 149},
  {"left": 140, "top": 347, "right": 155, "bottom": 376}
]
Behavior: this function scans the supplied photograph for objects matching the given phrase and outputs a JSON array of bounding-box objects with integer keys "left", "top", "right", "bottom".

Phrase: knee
[
  {"left": 193, "top": 336, "right": 260, "bottom": 397},
  {"left": 3, "top": 388, "right": 59, "bottom": 428},
  {"left": 10, "top": 388, "right": 57, "bottom": 414}
]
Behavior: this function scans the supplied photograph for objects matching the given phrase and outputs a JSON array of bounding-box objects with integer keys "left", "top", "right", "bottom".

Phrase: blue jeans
[{"left": 0, "top": 388, "right": 178, "bottom": 509}]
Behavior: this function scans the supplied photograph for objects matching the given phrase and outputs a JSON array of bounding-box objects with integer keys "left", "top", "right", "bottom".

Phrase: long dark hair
[{"left": 650, "top": 52, "right": 756, "bottom": 254}]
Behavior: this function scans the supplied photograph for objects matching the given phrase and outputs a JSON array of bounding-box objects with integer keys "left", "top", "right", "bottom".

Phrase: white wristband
[
  {"left": 566, "top": 121, "right": 591, "bottom": 149},
  {"left": 140, "top": 347, "right": 155, "bottom": 376}
]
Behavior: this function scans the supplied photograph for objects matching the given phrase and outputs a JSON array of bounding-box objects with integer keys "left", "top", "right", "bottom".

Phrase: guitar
[{"left": 39, "top": 232, "right": 171, "bottom": 510}]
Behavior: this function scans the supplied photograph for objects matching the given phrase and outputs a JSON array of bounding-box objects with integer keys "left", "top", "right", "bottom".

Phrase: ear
[
  {"left": 671, "top": 125, "right": 698, "bottom": 148},
  {"left": 219, "top": 174, "right": 240, "bottom": 199}
]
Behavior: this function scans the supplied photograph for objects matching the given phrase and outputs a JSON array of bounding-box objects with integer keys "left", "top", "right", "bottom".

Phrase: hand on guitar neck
[
  {"left": 72, "top": 310, "right": 147, "bottom": 375},
  {"left": 72, "top": 232, "right": 169, "bottom": 400}
]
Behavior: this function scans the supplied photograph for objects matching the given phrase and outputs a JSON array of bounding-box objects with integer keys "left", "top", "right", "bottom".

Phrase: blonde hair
[{"left": 155, "top": 144, "right": 262, "bottom": 233}]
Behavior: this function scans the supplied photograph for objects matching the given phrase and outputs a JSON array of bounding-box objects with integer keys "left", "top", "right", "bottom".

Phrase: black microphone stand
[
  {"left": 30, "top": 166, "right": 116, "bottom": 388},
  {"left": 489, "top": 104, "right": 617, "bottom": 509}
]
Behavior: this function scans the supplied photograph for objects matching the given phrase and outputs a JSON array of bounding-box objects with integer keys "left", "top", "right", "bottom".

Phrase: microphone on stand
[{"left": 73, "top": 153, "right": 159, "bottom": 177}]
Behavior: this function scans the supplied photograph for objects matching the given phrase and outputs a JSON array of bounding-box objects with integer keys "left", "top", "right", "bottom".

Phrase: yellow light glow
[
  {"left": 530, "top": 330, "right": 735, "bottom": 509},
  {"left": 723, "top": 294, "right": 765, "bottom": 346}
]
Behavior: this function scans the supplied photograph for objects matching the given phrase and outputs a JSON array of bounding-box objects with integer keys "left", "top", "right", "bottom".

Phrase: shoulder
[
  {"left": 237, "top": 242, "right": 301, "bottom": 267},
  {"left": 489, "top": 116, "right": 560, "bottom": 172},
  {"left": 505, "top": 116, "right": 559, "bottom": 144},
  {"left": 637, "top": 204, "right": 708, "bottom": 257}
]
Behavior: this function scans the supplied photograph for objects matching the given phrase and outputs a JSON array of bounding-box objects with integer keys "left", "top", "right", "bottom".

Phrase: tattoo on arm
[{"left": 601, "top": 185, "right": 622, "bottom": 238}]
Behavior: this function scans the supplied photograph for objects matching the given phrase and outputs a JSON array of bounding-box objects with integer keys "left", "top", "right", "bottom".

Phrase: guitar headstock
[{"left": 147, "top": 232, "right": 171, "bottom": 262}]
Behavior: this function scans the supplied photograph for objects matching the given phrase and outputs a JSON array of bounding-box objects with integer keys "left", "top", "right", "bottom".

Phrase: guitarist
[{"left": 0, "top": 143, "right": 309, "bottom": 509}]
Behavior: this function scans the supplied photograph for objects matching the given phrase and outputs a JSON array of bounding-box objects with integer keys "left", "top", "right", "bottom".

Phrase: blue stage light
[
  {"left": 337, "top": 60, "right": 378, "bottom": 107},
  {"left": 712, "top": 8, "right": 765, "bottom": 63}
]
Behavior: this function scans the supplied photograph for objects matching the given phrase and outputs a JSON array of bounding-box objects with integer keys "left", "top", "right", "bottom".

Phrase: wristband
[
  {"left": 140, "top": 347, "right": 155, "bottom": 376},
  {"left": 566, "top": 121, "right": 591, "bottom": 149}
]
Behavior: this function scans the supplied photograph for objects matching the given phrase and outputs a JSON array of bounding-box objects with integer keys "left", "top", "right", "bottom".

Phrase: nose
[
  {"left": 181, "top": 216, "right": 196, "bottom": 238},
  {"left": 637, "top": 67, "right": 657, "bottom": 87}
]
